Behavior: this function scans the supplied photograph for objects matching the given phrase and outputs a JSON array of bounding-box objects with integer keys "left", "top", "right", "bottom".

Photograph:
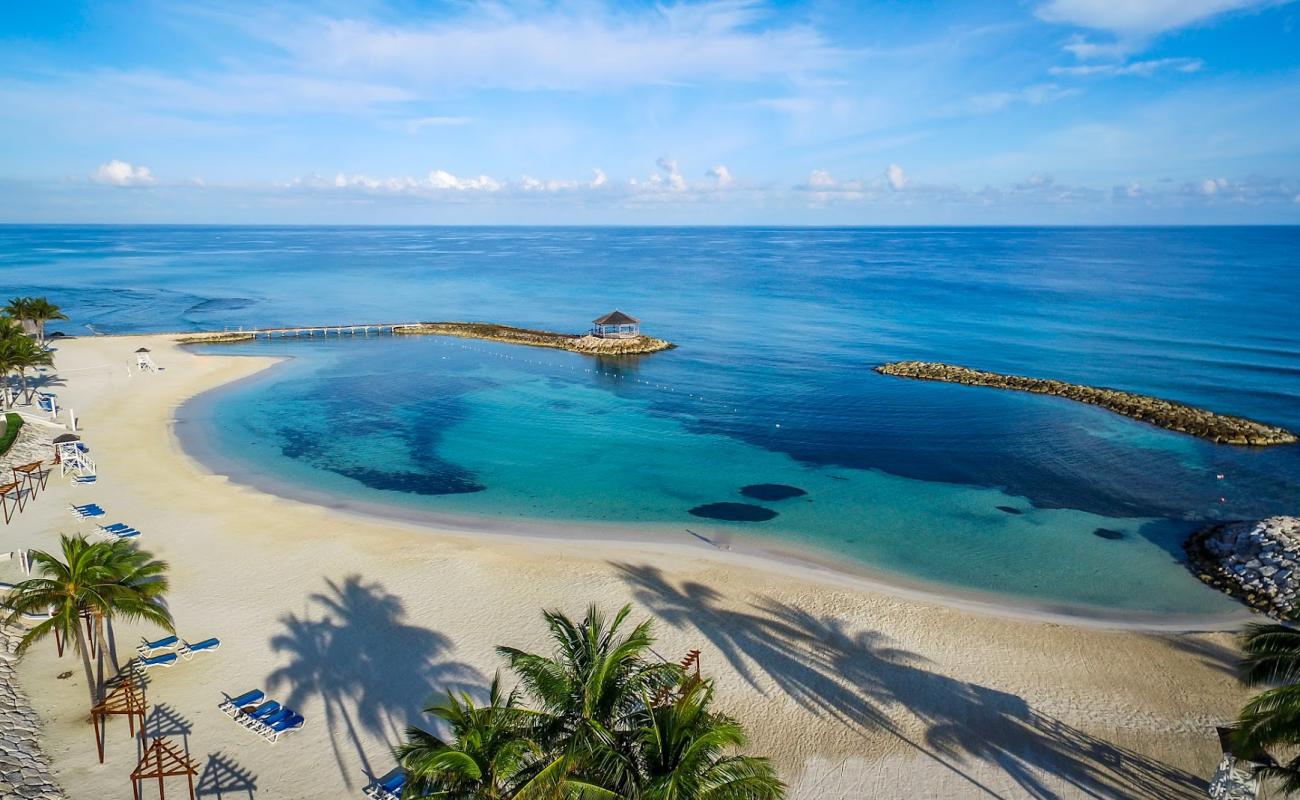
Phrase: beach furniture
[
  {"left": 136, "top": 652, "right": 178, "bottom": 670},
  {"left": 238, "top": 701, "right": 281, "bottom": 729},
  {"left": 220, "top": 689, "right": 263, "bottom": 716},
  {"left": 178, "top": 637, "right": 220, "bottom": 659},
  {"left": 364, "top": 772, "right": 406, "bottom": 800},
  {"left": 98, "top": 525, "right": 141, "bottom": 540},
  {"left": 248, "top": 707, "right": 291, "bottom": 735},
  {"left": 72, "top": 475, "right": 97, "bottom": 485},
  {"left": 69, "top": 503, "right": 105, "bottom": 518},
  {"left": 137, "top": 635, "right": 179, "bottom": 656},
  {"left": 264, "top": 712, "right": 305, "bottom": 743}
]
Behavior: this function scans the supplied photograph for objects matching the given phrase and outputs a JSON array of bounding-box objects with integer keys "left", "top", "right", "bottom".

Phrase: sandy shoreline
[{"left": 6, "top": 334, "right": 1253, "bottom": 798}]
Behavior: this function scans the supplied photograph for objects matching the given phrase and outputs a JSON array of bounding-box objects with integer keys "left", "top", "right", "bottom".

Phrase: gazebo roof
[
  {"left": 53, "top": 433, "right": 81, "bottom": 443},
  {"left": 135, "top": 347, "right": 152, "bottom": 353},
  {"left": 593, "top": 310, "right": 639, "bottom": 326}
]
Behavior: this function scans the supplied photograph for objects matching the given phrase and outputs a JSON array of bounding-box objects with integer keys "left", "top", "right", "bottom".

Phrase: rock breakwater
[
  {"left": 875, "top": 361, "right": 1297, "bottom": 446},
  {"left": 1184, "top": 517, "right": 1300, "bottom": 620},
  {"left": 0, "top": 629, "right": 65, "bottom": 800}
]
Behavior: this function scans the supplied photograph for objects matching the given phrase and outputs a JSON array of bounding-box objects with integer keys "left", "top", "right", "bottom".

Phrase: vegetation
[
  {"left": 1, "top": 535, "right": 172, "bottom": 709},
  {"left": 396, "top": 604, "right": 784, "bottom": 800},
  {"left": 1234, "top": 623, "right": 1300, "bottom": 793},
  {"left": 0, "top": 412, "right": 22, "bottom": 456},
  {"left": 0, "top": 297, "right": 61, "bottom": 406},
  {"left": 4, "top": 296, "right": 68, "bottom": 346}
]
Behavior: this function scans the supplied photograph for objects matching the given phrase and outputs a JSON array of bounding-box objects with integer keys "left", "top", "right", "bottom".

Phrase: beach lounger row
[
  {"left": 134, "top": 636, "right": 220, "bottom": 671},
  {"left": 363, "top": 772, "right": 406, "bottom": 800},
  {"left": 97, "top": 522, "right": 141, "bottom": 539},
  {"left": 69, "top": 502, "right": 104, "bottom": 518},
  {"left": 219, "top": 689, "right": 306, "bottom": 743}
]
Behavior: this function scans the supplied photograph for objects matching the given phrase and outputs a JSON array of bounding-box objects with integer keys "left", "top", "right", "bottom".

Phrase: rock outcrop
[
  {"left": 875, "top": 361, "right": 1297, "bottom": 446},
  {"left": 396, "top": 322, "right": 674, "bottom": 355},
  {"left": 0, "top": 629, "right": 65, "bottom": 800},
  {"left": 1184, "top": 517, "right": 1300, "bottom": 619}
]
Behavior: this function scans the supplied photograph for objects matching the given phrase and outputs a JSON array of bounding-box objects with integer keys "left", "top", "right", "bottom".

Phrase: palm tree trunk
[
  {"left": 74, "top": 621, "right": 98, "bottom": 709},
  {"left": 105, "top": 618, "right": 120, "bottom": 675},
  {"left": 94, "top": 614, "right": 106, "bottom": 699},
  {"left": 18, "top": 369, "right": 30, "bottom": 404}
]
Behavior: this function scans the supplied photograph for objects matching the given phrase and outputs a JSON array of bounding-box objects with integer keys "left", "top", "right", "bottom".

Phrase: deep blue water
[{"left": 3, "top": 225, "right": 1298, "bottom": 616}]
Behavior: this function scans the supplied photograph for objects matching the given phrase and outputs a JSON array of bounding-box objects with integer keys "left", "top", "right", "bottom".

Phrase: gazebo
[{"left": 591, "top": 311, "right": 640, "bottom": 339}]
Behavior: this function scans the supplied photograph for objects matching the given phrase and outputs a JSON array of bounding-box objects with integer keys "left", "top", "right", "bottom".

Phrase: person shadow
[
  {"left": 266, "top": 575, "right": 481, "bottom": 789},
  {"left": 614, "top": 562, "right": 1209, "bottom": 799}
]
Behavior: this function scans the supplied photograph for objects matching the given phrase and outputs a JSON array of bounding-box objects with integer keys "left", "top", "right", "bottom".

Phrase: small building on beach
[{"left": 591, "top": 310, "right": 640, "bottom": 339}]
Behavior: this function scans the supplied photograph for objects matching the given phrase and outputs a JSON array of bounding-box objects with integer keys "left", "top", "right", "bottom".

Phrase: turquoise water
[{"left": 4, "top": 226, "right": 1298, "bottom": 617}]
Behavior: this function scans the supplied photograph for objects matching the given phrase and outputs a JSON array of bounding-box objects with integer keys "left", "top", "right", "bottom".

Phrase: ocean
[{"left": 4, "top": 225, "right": 1298, "bottom": 617}]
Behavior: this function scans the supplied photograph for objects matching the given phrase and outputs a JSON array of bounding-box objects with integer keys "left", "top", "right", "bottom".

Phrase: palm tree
[
  {"left": 1, "top": 535, "right": 173, "bottom": 708},
  {"left": 8, "top": 335, "right": 53, "bottom": 403},
  {"left": 26, "top": 298, "right": 68, "bottom": 346},
  {"left": 497, "top": 605, "right": 683, "bottom": 797},
  {"left": 397, "top": 672, "right": 540, "bottom": 799},
  {"left": 3, "top": 297, "right": 34, "bottom": 333},
  {"left": 1235, "top": 623, "right": 1300, "bottom": 793},
  {"left": 87, "top": 539, "right": 171, "bottom": 688},
  {"left": 634, "top": 679, "right": 784, "bottom": 800}
]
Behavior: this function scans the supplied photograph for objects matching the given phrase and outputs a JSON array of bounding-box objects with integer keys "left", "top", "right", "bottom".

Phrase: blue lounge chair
[
  {"left": 137, "top": 635, "right": 178, "bottom": 656},
  {"left": 220, "top": 689, "right": 263, "bottom": 716},
  {"left": 251, "top": 707, "right": 292, "bottom": 734},
  {"left": 137, "top": 652, "right": 177, "bottom": 670},
  {"left": 69, "top": 503, "right": 104, "bottom": 518},
  {"left": 364, "top": 772, "right": 406, "bottom": 800},
  {"left": 73, "top": 475, "right": 97, "bottom": 485},
  {"left": 100, "top": 522, "right": 133, "bottom": 532},
  {"left": 266, "top": 712, "right": 305, "bottom": 743},
  {"left": 239, "top": 701, "right": 280, "bottom": 728},
  {"left": 179, "top": 637, "right": 220, "bottom": 659},
  {"left": 104, "top": 527, "right": 141, "bottom": 539}
]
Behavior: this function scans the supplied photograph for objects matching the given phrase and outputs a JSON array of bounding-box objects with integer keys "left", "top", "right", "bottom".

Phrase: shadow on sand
[
  {"left": 196, "top": 752, "right": 258, "bottom": 799},
  {"left": 267, "top": 575, "right": 481, "bottom": 788},
  {"left": 614, "top": 562, "right": 1209, "bottom": 800}
]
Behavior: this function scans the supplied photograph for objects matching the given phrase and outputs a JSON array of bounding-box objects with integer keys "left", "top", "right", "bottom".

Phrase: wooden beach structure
[
  {"left": 130, "top": 737, "right": 198, "bottom": 800},
  {"left": 0, "top": 480, "right": 23, "bottom": 523},
  {"left": 135, "top": 347, "right": 157, "bottom": 372},
  {"left": 591, "top": 310, "right": 640, "bottom": 339},
  {"left": 91, "top": 676, "right": 148, "bottom": 763},
  {"left": 235, "top": 322, "right": 421, "bottom": 339}
]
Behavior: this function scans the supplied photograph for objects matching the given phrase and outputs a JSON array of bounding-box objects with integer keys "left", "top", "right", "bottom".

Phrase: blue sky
[{"left": 1, "top": 0, "right": 1297, "bottom": 224}]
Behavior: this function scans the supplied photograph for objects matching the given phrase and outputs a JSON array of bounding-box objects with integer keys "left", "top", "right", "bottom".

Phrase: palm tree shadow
[
  {"left": 266, "top": 575, "right": 481, "bottom": 788},
  {"left": 615, "top": 562, "right": 1209, "bottom": 799}
]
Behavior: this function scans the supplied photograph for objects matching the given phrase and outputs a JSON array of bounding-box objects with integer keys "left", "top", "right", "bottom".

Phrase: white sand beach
[{"left": 4, "top": 334, "right": 1252, "bottom": 799}]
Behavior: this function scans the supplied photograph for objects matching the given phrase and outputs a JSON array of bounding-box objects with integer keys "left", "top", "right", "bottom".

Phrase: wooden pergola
[
  {"left": 91, "top": 676, "right": 147, "bottom": 763},
  {"left": 12, "top": 460, "right": 47, "bottom": 499},
  {"left": 130, "top": 737, "right": 197, "bottom": 800}
]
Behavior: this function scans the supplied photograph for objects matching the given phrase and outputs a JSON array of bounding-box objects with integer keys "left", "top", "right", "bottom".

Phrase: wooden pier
[{"left": 225, "top": 322, "right": 422, "bottom": 339}]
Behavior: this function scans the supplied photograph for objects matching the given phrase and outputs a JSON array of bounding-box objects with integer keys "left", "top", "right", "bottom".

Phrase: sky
[{"left": 1, "top": 0, "right": 1298, "bottom": 224}]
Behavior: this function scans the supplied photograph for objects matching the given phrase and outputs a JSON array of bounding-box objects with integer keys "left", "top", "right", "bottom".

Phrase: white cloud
[
  {"left": 963, "top": 83, "right": 1076, "bottom": 114},
  {"left": 654, "top": 157, "right": 687, "bottom": 191},
  {"left": 708, "top": 165, "right": 734, "bottom": 188},
  {"left": 277, "top": 3, "right": 839, "bottom": 93},
  {"left": 1201, "top": 177, "right": 1228, "bottom": 194},
  {"left": 405, "top": 116, "right": 473, "bottom": 132},
  {"left": 1050, "top": 57, "right": 1204, "bottom": 77},
  {"left": 1036, "top": 0, "right": 1281, "bottom": 37},
  {"left": 589, "top": 169, "right": 607, "bottom": 189},
  {"left": 807, "top": 169, "right": 836, "bottom": 188},
  {"left": 886, "top": 164, "right": 907, "bottom": 191},
  {"left": 92, "top": 159, "right": 155, "bottom": 187}
]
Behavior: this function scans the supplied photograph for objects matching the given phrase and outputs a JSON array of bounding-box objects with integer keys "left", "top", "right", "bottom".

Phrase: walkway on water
[{"left": 221, "top": 322, "right": 423, "bottom": 339}]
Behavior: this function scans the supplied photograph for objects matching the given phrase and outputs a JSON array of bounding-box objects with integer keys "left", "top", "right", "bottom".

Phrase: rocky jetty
[
  {"left": 0, "top": 629, "right": 65, "bottom": 800},
  {"left": 875, "top": 361, "right": 1297, "bottom": 446},
  {"left": 1184, "top": 517, "right": 1300, "bottom": 619},
  {"left": 396, "top": 322, "right": 674, "bottom": 355}
]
